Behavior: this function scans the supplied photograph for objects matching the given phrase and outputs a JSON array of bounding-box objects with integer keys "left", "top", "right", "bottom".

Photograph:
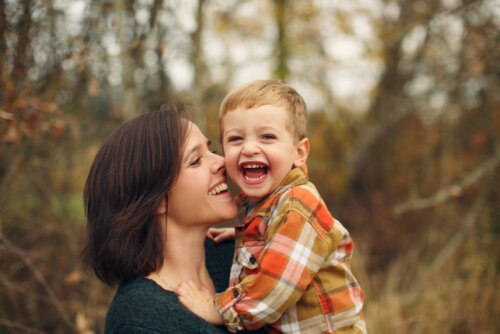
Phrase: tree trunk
[
  {"left": 13, "top": 0, "right": 32, "bottom": 83},
  {"left": 0, "top": 0, "right": 6, "bottom": 104},
  {"left": 191, "top": 0, "right": 206, "bottom": 131},
  {"left": 116, "top": 0, "right": 138, "bottom": 119},
  {"left": 272, "top": 0, "right": 289, "bottom": 81}
]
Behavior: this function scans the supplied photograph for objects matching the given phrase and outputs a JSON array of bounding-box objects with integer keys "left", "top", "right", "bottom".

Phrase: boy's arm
[{"left": 206, "top": 227, "right": 235, "bottom": 243}]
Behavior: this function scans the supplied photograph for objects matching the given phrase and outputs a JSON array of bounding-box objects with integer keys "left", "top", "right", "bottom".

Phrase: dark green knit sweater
[{"left": 105, "top": 240, "right": 265, "bottom": 334}]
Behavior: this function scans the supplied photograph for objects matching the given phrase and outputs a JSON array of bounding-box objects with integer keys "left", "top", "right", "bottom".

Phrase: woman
[{"left": 82, "top": 104, "right": 250, "bottom": 333}]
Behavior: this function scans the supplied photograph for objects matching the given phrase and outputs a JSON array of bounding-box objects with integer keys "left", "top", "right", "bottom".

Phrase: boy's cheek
[
  {"left": 226, "top": 164, "right": 240, "bottom": 182},
  {"left": 226, "top": 164, "right": 239, "bottom": 177},
  {"left": 223, "top": 150, "right": 238, "bottom": 165}
]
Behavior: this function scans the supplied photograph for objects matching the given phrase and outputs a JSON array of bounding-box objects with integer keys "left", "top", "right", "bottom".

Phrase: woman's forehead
[
  {"left": 183, "top": 122, "right": 208, "bottom": 153},
  {"left": 185, "top": 121, "right": 203, "bottom": 140}
]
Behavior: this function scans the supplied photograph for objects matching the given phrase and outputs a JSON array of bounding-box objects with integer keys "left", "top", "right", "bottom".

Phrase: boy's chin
[{"left": 242, "top": 188, "right": 272, "bottom": 202}]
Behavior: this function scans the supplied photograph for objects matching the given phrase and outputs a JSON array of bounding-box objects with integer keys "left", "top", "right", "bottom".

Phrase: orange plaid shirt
[{"left": 214, "top": 166, "right": 366, "bottom": 334}]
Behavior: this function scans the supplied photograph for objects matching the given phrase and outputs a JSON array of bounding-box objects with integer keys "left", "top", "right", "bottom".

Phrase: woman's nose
[{"left": 210, "top": 152, "right": 226, "bottom": 174}]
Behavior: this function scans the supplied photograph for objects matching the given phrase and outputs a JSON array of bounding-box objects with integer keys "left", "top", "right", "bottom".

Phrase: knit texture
[{"left": 105, "top": 240, "right": 264, "bottom": 333}]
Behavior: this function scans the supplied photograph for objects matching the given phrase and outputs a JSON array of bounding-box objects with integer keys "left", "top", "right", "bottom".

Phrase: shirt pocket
[{"left": 237, "top": 240, "right": 266, "bottom": 270}]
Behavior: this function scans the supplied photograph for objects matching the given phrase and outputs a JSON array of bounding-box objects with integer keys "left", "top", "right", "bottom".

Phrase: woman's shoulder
[
  {"left": 109, "top": 277, "right": 176, "bottom": 308},
  {"left": 105, "top": 277, "right": 229, "bottom": 334},
  {"left": 105, "top": 277, "right": 177, "bottom": 332},
  {"left": 205, "top": 239, "right": 234, "bottom": 293}
]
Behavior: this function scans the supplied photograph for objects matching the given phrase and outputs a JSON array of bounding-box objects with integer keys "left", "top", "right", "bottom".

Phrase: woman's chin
[{"left": 220, "top": 205, "right": 238, "bottom": 222}]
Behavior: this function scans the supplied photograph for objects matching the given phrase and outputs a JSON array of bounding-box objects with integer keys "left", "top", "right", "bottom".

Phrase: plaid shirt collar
[{"left": 234, "top": 165, "right": 309, "bottom": 223}]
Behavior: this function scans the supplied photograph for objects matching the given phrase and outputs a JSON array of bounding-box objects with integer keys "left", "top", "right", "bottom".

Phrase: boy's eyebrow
[{"left": 183, "top": 139, "right": 212, "bottom": 164}]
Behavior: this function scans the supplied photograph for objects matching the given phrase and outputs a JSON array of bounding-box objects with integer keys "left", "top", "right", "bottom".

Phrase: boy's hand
[
  {"left": 177, "top": 280, "right": 224, "bottom": 325},
  {"left": 206, "top": 227, "right": 235, "bottom": 243}
]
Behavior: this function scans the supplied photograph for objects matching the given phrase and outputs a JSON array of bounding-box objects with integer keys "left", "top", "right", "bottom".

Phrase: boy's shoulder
[
  {"left": 268, "top": 165, "right": 321, "bottom": 209},
  {"left": 272, "top": 181, "right": 339, "bottom": 238},
  {"left": 276, "top": 180, "right": 321, "bottom": 210}
]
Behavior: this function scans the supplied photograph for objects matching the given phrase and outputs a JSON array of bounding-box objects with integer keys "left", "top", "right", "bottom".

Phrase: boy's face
[{"left": 221, "top": 105, "right": 308, "bottom": 202}]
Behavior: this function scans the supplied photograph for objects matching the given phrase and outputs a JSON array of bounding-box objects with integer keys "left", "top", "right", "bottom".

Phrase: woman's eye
[{"left": 189, "top": 157, "right": 201, "bottom": 166}]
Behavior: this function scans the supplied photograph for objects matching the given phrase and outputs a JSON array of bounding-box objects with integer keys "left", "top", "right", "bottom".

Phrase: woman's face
[{"left": 167, "top": 122, "right": 237, "bottom": 228}]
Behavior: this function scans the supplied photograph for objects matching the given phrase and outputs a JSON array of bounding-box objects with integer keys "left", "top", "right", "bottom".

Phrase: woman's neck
[{"left": 149, "top": 224, "right": 215, "bottom": 294}]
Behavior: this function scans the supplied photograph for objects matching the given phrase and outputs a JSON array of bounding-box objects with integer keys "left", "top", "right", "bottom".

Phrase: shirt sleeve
[{"left": 214, "top": 187, "right": 344, "bottom": 332}]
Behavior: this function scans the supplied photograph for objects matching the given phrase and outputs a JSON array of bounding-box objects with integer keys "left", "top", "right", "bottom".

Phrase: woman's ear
[
  {"left": 293, "top": 137, "right": 310, "bottom": 167},
  {"left": 156, "top": 198, "right": 167, "bottom": 215}
]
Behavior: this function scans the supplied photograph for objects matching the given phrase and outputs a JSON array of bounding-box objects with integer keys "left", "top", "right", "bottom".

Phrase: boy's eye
[
  {"left": 262, "top": 134, "right": 276, "bottom": 140},
  {"left": 227, "top": 136, "right": 242, "bottom": 142}
]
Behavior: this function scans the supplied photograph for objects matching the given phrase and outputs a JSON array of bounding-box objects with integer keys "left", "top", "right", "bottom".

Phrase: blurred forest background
[{"left": 0, "top": 0, "right": 499, "bottom": 333}]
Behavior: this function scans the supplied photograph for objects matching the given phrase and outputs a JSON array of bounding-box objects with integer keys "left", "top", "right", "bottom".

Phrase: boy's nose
[{"left": 242, "top": 141, "right": 260, "bottom": 156}]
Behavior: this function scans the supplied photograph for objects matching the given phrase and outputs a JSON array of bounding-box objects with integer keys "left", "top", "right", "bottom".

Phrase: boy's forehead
[
  {"left": 222, "top": 104, "right": 288, "bottom": 120},
  {"left": 222, "top": 103, "right": 289, "bottom": 117},
  {"left": 220, "top": 105, "right": 294, "bottom": 134}
]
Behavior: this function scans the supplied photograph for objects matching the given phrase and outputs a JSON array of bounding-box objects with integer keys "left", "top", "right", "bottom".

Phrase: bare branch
[
  {"left": 0, "top": 233, "right": 75, "bottom": 330},
  {"left": 394, "top": 152, "right": 500, "bottom": 215},
  {"left": 0, "top": 319, "right": 45, "bottom": 334},
  {"left": 429, "top": 184, "right": 488, "bottom": 275}
]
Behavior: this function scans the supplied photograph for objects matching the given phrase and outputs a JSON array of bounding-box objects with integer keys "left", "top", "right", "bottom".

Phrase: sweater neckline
[{"left": 140, "top": 276, "right": 178, "bottom": 296}]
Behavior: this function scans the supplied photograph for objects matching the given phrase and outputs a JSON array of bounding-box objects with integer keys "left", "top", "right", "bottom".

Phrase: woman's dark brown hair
[{"left": 81, "top": 104, "right": 188, "bottom": 286}]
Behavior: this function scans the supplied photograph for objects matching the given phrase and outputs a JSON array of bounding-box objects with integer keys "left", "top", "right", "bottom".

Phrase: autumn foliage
[{"left": 0, "top": 1, "right": 499, "bottom": 333}]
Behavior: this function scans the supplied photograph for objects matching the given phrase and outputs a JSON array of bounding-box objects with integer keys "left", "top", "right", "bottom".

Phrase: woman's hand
[
  {"left": 206, "top": 227, "right": 235, "bottom": 243},
  {"left": 177, "top": 280, "right": 224, "bottom": 325}
]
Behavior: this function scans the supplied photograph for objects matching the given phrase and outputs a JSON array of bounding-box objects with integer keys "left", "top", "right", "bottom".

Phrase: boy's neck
[
  {"left": 248, "top": 196, "right": 265, "bottom": 204},
  {"left": 244, "top": 196, "right": 266, "bottom": 216}
]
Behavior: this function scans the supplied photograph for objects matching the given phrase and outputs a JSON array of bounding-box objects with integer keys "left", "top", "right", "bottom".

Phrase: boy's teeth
[
  {"left": 242, "top": 163, "right": 267, "bottom": 181},
  {"left": 244, "top": 174, "right": 266, "bottom": 181},
  {"left": 209, "top": 183, "right": 228, "bottom": 196},
  {"left": 243, "top": 164, "right": 266, "bottom": 169}
]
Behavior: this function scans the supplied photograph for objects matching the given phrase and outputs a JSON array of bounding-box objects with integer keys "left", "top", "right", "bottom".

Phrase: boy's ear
[
  {"left": 156, "top": 198, "right": 167, "bottom": 215},
  {"left": 293, "top": 137, "right": 310, "bottom": 167}
]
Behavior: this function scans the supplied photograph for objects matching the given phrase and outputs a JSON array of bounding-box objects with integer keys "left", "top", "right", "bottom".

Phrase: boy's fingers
[
  {"left": 178, "top": 281, "right": 197, "bottom": 298},
  {"left": 177, "top": 280, "right": 212, "bottom": 302},
  {"left": 206, "top": 230, "right": 215, "bottom": 240},
  {"left": 177, "top": 283, "right": 187, "bottom": 296}
]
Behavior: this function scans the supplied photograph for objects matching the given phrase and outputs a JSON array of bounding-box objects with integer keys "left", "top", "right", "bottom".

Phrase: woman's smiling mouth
[{"left": 208, "top": 182, "right": 229, "bottom": 196}]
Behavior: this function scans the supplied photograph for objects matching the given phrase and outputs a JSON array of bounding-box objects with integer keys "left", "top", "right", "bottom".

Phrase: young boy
[{"left": 178, "top": 80, "right": 366, "bottom": 334}]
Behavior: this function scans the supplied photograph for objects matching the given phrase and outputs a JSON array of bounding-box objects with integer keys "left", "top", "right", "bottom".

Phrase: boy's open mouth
[{"left": 240, "top": 163, "right": 268, "bottom": 183}]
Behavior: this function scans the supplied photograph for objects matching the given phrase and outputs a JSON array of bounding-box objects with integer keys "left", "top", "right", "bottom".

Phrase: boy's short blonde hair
[{"left": 219, "top": 80, "right": 307, "bottom": 141}]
